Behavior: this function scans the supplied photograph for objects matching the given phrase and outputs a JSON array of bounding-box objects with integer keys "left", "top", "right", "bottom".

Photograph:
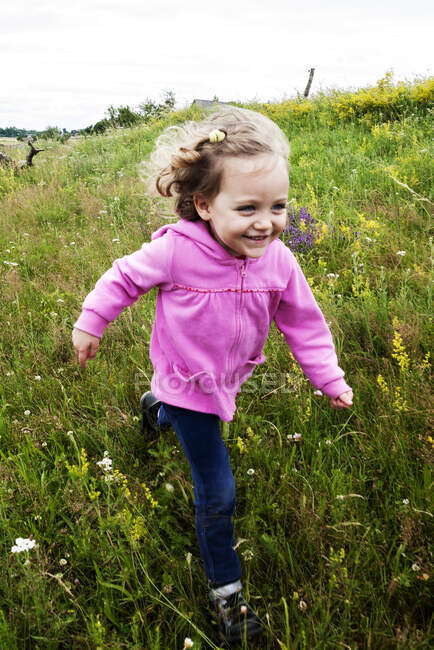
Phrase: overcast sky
[{"left": 2, "top": 0, "right": 432, "bottom": 130}]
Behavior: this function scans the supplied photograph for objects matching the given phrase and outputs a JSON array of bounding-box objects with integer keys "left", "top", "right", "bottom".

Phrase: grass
[{"left": 0, "top": 77, "right": 433, "bottom": 649}]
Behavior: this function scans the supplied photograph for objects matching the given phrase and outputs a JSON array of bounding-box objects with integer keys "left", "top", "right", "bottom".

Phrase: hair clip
[{"left": 208, "top": 129, "right": 226, "bottom": 143}]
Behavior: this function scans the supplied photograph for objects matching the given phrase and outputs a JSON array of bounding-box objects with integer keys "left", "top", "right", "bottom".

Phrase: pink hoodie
[{"left": 74, "top": 219, "right": 351, "bottom": 421}]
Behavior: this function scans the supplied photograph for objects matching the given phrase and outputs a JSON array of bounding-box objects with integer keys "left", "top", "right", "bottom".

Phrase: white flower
[
  {"left": 247, "top": 468, "right": 255, "bottom": 476},
  {"left": 183, "top": 638, "right": 194, "bottom": 649},
  {"left": 365, "top": 236, "right": 372, "bottom": 242},
  {"left": 97, "top": 455, "right": 112, "bottom": 471},
  {"left": 165, "top": 483, "right": 174, "bottom": 492},
  {"left": 396, "top": 251, "right": 406, "bottom": 256},
  {"left": 34, "top": 375, "right": 41, "bottom": 381},
  {"left": 336, "top": 495, "right": 345, "bottom": 500},
  {"left": 314, "top": 389, "right": 323, "bottom": 396},
  {"left": 402, "top": 498, "right": 409, "bottom": 505},
  {"left": 112, "top": 238, "right": 120, "bottom": 243},
  {"left": 11, "top": 537, "right": 36, "bottom": 553},
  {"left": 114, "top": 196, "right": 120, "bottom": 201},
  {"left": 59, "top": 558, "right": 67, "bottom": 566},
  {"left": 3, "top": 261, "right": 18, "bottom": 266},
  {"left": 327, "top": 273, "right": 339, "bottom": 279},
  {"left": 298, "top": 600, "right": 307, "bottom": 611},
  {"left": 56, "top": 299, "right": 64, "bottom": 303},
  {"left": 411, "top": 563, "right": 420, "bottom": 572},
  {"left": 41, "top": 442, "right": 47, "bottom": 447},
  {"left": 70, "top": 241, "right": 75, "bottom": 246},
  {"left": 240, "top": 605, "right": 247, "bottom": 614},
  {"left": 325, "top": 439, "right": 332, "bottom": 446},
  {"left": 24, "top": 410, "right": 31, "bottom": 416}
]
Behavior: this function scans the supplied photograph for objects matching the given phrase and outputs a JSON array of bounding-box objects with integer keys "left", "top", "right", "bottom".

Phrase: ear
[{"left": 193, "top": 194, "right": 212, "bottom": 221}]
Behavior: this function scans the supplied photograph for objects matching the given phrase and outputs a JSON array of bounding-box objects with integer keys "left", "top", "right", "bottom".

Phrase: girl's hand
[
  {"left": 329, "top": 389, "right": 353, "bottom": 410},
  {"left": 72, "top": 328, "right": 100, "bottom": 369}
]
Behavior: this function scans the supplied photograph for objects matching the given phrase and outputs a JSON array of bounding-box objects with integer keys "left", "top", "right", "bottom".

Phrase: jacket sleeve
[
  {"left": 273, "top": 250, "right": 351, "bottom": 399},
  {"left": 73, "top": 234, "right": 173, "bottom": 338}
]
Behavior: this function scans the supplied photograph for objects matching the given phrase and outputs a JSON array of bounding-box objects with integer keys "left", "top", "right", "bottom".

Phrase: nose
[{"left": 253, "top": 212, "right": 273, "bottom": 231}]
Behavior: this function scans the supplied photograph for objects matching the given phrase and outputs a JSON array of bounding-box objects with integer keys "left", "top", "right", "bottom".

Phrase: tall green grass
[{"left": 0, "top": 78, "right": 432, "bottom": 648}]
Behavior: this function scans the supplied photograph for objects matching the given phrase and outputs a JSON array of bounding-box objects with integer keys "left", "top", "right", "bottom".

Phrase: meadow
[{"left": 0, "top": 75, "right": 432, "bottom": 649}]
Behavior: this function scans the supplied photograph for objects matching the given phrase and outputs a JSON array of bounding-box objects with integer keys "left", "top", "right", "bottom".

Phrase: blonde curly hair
[{"left": 141, "top": 107, "right": 290, "bottom": 220}]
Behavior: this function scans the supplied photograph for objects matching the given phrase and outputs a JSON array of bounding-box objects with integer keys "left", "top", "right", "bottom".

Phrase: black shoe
[
  {"left": 209, "top": 586, "right": 263, "bottom": 644},
  {"left": 139, "top": 391, "right": 161, "bottom": 434}
]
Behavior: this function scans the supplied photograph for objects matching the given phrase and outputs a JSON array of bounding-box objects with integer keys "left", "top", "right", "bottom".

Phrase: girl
[{"left": 72, "top": 107, "right": 353, "bottom": 644}]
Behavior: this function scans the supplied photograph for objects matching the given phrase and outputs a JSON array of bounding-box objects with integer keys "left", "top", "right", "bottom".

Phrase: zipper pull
[{"left": 240, "top": 261, "right": 247, "bottom": 277}]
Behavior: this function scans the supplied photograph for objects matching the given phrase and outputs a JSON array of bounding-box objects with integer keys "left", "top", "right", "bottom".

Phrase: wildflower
[
  {"left": 114, "top": 196, "right": 120, "bottom": 201},
  {"left": 11, "top": 537, "right": 36, "bottom": 553},
  {"left": 377, "top": 374, "right": 389, "bottom": 394},
  {"left": 182, "top": 637, "right": 194, "bottom": 649},
  {"left": 282, "top": 207, "right": 319, "bottom": 253},
  {"left": 66, "top": 431, "right": 74, "bottom": 438},
  {"left": 41, "top": 442, "right": 47, "bottom": 447},
  {"left": 240, "top": 605, "right": 247, "bottom": 614},
  {"left": 242, "top": 549, "right": 254, "bottom": 561},
  {"left": 336, "top": 495, "right": 345, "bottom": 500},
  {"left": 396, "top": 251, "right": 406, "bottom": 256},
  {"left": 314, "top": 389, "right": 323, "bottom": 396},
  {"left": 287, "top": 433, "right": 302, "bottom": 442},
  {"left": 402, "top": 498, "right": 409, "bottom": 505},
  {"left": 34, "top": 375, "right": 41, "bottom": 381},
  {"left": 56, "top": 299, "right": 64, "bottom": 303},
  {"left": 247, "top": 468, "right": 255, "bottom": 476},
  {"left": 165, "top": 483, "right": 174, "bottom": 492},
  {"left": 112, "top": 238, "right": 120, "bottom": 243},
  {"left": 3, "top": 261, "right": 19, "bottom": 266},
  {"left": 96, "top": 451, "right": 113, "bottom": 472},
  {"left": 411, "top": 563, "right": 420, "bottom": 572},
  {"left": 298, "top": 600, "right": 307, "bottom": 612},
  {"left": 391, "top": 332, "right": 410, "bottom": 372},
  {"left": 59, "top": 558, "right": 67, "bottom": 566},
  {"left": 70, "top": 241, "right": 75, "bottom": 246},
  {"left": 325, "top": 439, "right": 332, "bottom": 446},
  {"left": 24, "top": 410, "right": 30, "bottom": 416}
]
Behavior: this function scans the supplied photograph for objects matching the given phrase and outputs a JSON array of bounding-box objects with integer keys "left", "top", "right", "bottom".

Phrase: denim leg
[{"left": 159, "top": 403, "right": 242, "bottom": 586}]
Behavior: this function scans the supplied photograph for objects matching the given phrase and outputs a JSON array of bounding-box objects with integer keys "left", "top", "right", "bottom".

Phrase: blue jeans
[{"left": 157, "top": 403, "right": 242, "bottom": 587}]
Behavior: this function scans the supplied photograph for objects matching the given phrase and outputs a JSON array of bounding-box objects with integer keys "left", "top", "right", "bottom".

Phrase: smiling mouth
[{"left": 243, "top": 235, "right": 269, "bottom": 241}]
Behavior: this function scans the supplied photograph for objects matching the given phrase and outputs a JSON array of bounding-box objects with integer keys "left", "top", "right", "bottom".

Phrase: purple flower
[{"left": 282, "top": 207, "right": 319, "bottom": 253}]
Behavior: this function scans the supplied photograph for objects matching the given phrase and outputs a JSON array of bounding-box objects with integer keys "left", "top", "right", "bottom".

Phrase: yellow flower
[
  {"left": 391, "top": 331, "right": 410, "bottom": 372},
  {"left": 377, "top": 374, "right": 389, "bottom": 394}
]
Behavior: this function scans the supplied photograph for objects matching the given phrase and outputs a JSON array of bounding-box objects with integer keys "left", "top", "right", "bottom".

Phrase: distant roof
[{"left": 192, "top": 99, "right": 232, "bottom": 108}]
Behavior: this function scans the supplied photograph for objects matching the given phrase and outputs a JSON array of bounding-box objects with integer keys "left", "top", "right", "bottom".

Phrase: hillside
[{"left": 0, "top": 76, "right": 432, "bottom": 648}]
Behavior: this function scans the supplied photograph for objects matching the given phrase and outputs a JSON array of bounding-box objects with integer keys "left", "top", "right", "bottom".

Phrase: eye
[
  {"left": 237, "top": 205, "right": 255, "bottom": 213},
  {"left": 272, "top": 203, "right": 287, "bottom": 212}
]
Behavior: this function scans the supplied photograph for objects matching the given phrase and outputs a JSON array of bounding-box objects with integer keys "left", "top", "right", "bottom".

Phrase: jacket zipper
[{"left": 228, "top": 260, "right": 247, "bottom": 379}]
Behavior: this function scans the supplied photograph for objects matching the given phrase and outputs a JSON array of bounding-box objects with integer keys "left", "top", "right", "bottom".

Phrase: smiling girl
[{"left": 72, "top": 107, "right": 353, "bottom": 644}]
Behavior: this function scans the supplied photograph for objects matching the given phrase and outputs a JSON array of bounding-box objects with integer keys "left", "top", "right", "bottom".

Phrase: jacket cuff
[
  {"left": 73, "top": 309, "right": 109, "bottom": 339},
  {"left": 319, "top": 377, "right": 352, "bottom": 400}
]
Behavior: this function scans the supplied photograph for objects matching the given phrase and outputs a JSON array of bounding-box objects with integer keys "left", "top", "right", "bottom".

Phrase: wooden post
[{"left": 303, "top": 68, "right": 315, "bottom": 98}]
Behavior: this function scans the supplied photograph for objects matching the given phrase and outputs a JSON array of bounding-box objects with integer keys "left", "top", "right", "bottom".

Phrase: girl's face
[{"left": 194, "top": 154, "right": 289, "bottom": 259}]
